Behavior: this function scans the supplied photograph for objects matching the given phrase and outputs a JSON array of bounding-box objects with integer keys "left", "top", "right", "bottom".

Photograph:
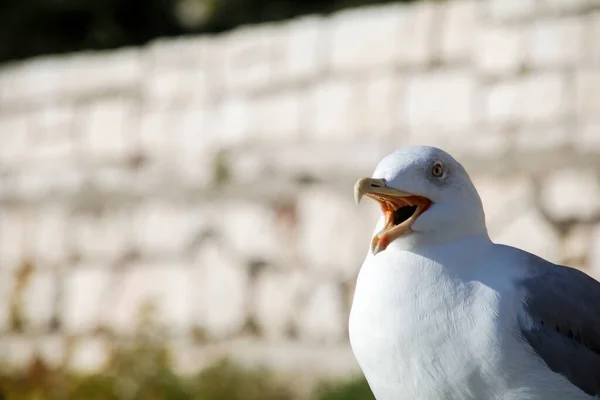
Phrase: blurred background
[{"left": 1, "top": 0, "right": 600, "bottom": 398}]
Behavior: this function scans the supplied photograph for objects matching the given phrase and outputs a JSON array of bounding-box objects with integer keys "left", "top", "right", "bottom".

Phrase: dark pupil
[
  {"left": 394, "top": 205, "right": 417, "bottom": 225},
  {"left": 434, "top": 166, "right": 441, "bottom": 175}
]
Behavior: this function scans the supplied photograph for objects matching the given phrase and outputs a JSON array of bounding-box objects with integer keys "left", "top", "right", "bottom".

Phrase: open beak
[{"left": 354, "top": 177, "right": 432, "bottom": 255}]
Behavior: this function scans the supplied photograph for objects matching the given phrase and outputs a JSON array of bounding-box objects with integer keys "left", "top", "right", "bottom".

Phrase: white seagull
[{"left": 349, "top": 145, "right": 600, "bottom": 400}]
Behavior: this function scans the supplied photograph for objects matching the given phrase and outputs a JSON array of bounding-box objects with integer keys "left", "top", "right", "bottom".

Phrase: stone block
[
  {"left": 80, "top": 98, "right": 137, "bottom": 159},
  {"left": 493, "top": 208, "right": 561, "bottom": 264},
  {"left": 406, "top": 71, "right": 475, "bottom": 130},
  {"left": 139, "top": 110, "right": 180, "bottom": 162},
  {"left": 308, "top": 79, "right": 364, "bottom": 139},
  {"left": 31, "top": 207, "right": 69, "bottom": 268},
  {"left": 541, "top": 169, "right": 600, "bottom": 220},
  {"left": 109, "top": 263, "right": 192, "bottom": 334},
  {"left": 526, "top": 18, "right": 584, "bottom": 68},
  {"left": 30, "top": 106, "right": 75, "bottom": 163},
  {"left": 397, "top": 2, "right": 438, "bottom": 66},
  {"left": 218, "top": 202, "right": 281, "bottom": 262},
  {"left": 146, "top": 36, "right": 213, "bottom": 68},
  {"left": 21, "top": 271, "right": 56, "bottom": 332},
  {"left": 587, "top": 224, "right": 600, "bottom": 279},
  {"left": 143, "top": 68, "right": 213, "bottom": 108},
  {"left": 1, "top": 49, "right": 142, "bottom": 106},
  {"left": 63, "top": 266, "right": 111, "bottom": 334},
  {"left": 133, "top": 202, "right": 198, "bottom": 257},
  {"left": 562, "top": 225, "right": 590, "bottom": 269},
  {"left": 297, "top": 279, "right": 345, "bottom": 343},
  {"left": 297, "top": 187, "right": 373, "bottom": 279},
  {"left": 485, "top": 74, "right": 570, "bottom": 125},
  {"left": 476, "top": 26, "right": 525, "bottom": 76},
  {"left": 473, "top": 176, "right": 535, "bottom": 236},
  {"left": 36, "top": 335, "right": 66, "bottom": 368},
  {"left": 13, "top": 168, "right": 86, "bottom": 201},
  {"left": 576, "top": 70, "right": 600, "bottom": 118},
  {"left": 365, "top": 73, "right": 403, "bottom": 135},
  {"left": 588, "top": 13, "right": 600, "bottom": 65},
  {"left": 577, "top": 122, "right": 600, "bottom": 153},
  {"left": 514, "top": 124, "right": 571, "bottom": 151},
  {"left": 252, "top": 270, "right": 308, "bottom": 339},
  {"left": 0, "top": 114, "right": 29, "bottom": 167},
  {"left": 283, "top": 16, "right": 324, "bottom": 82},
  {"left": 215, "top": 96, "right": 252, "bottom": 146},
  {"left": 329, "top": 5, "right": 405, "bottom": 73},
  {"left": 439, "top": 0, "right": 478, "bottom": 63},
  {"left": 0, "top": 336, "right": 35, "bottom": 370},
  {"left": 222, "top": 25, "right": 284, "bottom": 93},
  {"left": 543, "top": 0, "right": 596, "bottom": 12},
  {"left": 0, "top": 272, "right": 15, "bottom": 332},
  {"left": 192, "top": 242, "right": 249, "bottom": 338},
  {"left": 72, "top": 209, "right": 132, "bottom": 262},
  {"left": 0, "top": 207, "right": 30, "bottom": 271},
  {"left": 68, "top": 338, "right": 109, "bottom": 373},
  {"left": 251, "top": 92, "right": 302, "bottom": 141},
  {"left": 485, "top": 0, "right": 538, "bottom": 21}
]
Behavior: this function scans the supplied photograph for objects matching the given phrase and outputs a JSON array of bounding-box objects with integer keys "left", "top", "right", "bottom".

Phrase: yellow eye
[{"left": 432, "top": 162, "right": 444, "bottom": 178}]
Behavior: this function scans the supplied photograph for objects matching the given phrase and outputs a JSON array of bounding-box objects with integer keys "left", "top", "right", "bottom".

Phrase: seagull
[{"left": 348, "top": 145, "right": 600, "bottom": 400}]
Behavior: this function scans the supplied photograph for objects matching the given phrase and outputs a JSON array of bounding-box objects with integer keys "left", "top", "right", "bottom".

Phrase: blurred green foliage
[
  {"left": 0, "top": 0, "right": 420, "bottom": 63},
  {"left": 0, "top": 304, "right": 374, "bottom": 400}
]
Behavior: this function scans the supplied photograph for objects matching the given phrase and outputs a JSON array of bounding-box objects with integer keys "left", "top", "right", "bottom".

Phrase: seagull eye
[{"left": 432, "top": 162, "right": 444, "bottom": 178}]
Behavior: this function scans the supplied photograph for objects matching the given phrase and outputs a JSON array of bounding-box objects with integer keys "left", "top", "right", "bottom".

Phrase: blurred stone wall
[{"left": 1, "top": 0, "right": 600, "bottom": 378}]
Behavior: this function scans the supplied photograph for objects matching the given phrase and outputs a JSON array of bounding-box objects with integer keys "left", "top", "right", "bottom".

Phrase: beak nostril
[{"left": 371, "top": 183, "right": 381, "bottom": 188}]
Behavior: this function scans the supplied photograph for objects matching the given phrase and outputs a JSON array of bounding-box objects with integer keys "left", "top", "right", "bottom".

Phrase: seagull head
[{"left": 355, "top": 145, "right": 487, "bottom": 255}]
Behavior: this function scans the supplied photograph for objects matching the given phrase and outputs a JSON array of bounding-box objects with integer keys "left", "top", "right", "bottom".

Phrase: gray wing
[{"left": 518, "top": 251, "right": 600, "bottom": 396}]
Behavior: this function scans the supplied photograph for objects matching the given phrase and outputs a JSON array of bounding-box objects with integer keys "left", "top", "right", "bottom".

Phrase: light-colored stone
[
  {"left": 493, "top": 208, "right": 561, "bottom": 264},
  {"left": 588, "top": 13, "right": 600, "bottom": 65},
  {"left": 144, "top": 68, "right": 212, "bottom": 107},
  {"left": 0, "top": 207, "right": 30, "bottom": 271},
  {"left": 309, "top": 79, "right": 364, "bottom": 139},
  {"left": 134, "top": 202, "right": 197, "bottom": 257},
  {"left": 138, "top": 110, "right": 180, "bottom": 163},
  {"left": 109, "top": 263, "right": 191, "bottom": 334},
  {"left": 397, "top": 2, "right": 438, "bottom": 66},
  {"left": 284, "top": 17, "right": 324, "bottom": 82},
  {"left": 81, "top": 98, "right": 137, "bottom": 159},
  {"left": 193, "top": 242, "right": 249, "bottom": 337},
  {"left": 515, "top": 124, "right": 571, "bottom": 151},
  {"left": 587, "top": 224, "right": 600, "bottom": 279},
  {"left": 30, "top": 106, "right": 75, "bottom": 163},
  {"left": 526, "top": 18, "right": 584, "bottom": 68},
  {"left": 72, "top": 209, "right": 132, "bottom": 262},
  {"left": 215, "top": 96, "right": 252, "bottom": 145},
  {"left": 297, "top": 187, "right": 371, "bottom": 278},
  {"left": 440, "top": 0, "right": 478, "bottom": 63},
  {"left": 0, "top": 114, "right": 29, "bottom": 167},
  {"left": 297, "top": 279, "right": 345, "bottom": 343},
  {"left": 36, "top": 335, "right": 66, "bottom": 368},
  {"left": 365, "top": 73, "right": 403, "bottom": 135},
  {"left": 0, "top": 336, "right": 35, "bottom": 370},
  {"left": 63, "top": 266, "right": 111, "bottom": 334},
  {"left": 13, "top": 168, "right": 86, "bottom": 200},
  {"left": 476, "top": 26, "right": 524, "bottom": 76},
  {"left": 31, "top": 206, "right": 68, "bottom": 268},
  {"left": 69, "top": 338, "right": 109, "bottom": 373},
  {"left": 577, "top": 122, "right": 600, "bottom": 152},
  {"left": 329, "top": 5, "right": 406, "bottom": 72},
  {"left": 22, "top": 271, "right": 56, "bottom": 332},
  {"left": 576, "top": 70, "right": 600, "bottom": 118},
  {"left": 562, "top": 225, "right": 590, "bottom": 267},
  {"left": 486, "top": 74, "right": 570, "bottom": 125},
  {"left": 541, "top": 169, "right": 600, "bottom": 220},
  {"left": 251, "top": 92, "right": 302, "bottom": 141},
  {"left": 486, "top": 0, "right": 538, "bottom": 21},
  {"left": 406, "top": 71, "right": 475, "bottom": 130},
  {"left": 543, "top": 0, "right": 595, "bottom": 12},
  {"left": 473, "top": 176, "right": 535, "bottom": 236},
  {"left": 223, "top": 26, "right": 284, "bottom": 93},
  {"left": 253, "top": 270, "right": 308, "bottom": 339},
  {"left": 0, "top": 49, "right": 142, "bottom": 106},
  {"left": 219, "top": 202, "right": 281, "bottom": 262},
  {"left": 0, "top": 273, "right": 14, "bottom": 332}
]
